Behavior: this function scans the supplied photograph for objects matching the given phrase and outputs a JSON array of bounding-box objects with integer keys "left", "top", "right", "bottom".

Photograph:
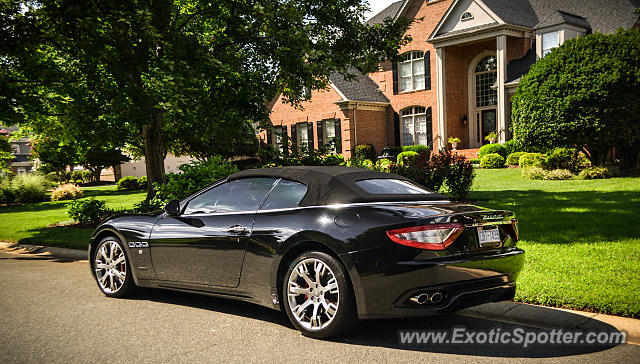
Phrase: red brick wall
[{"left": 371, "top": 0, "right": 454, "bottom": 148}]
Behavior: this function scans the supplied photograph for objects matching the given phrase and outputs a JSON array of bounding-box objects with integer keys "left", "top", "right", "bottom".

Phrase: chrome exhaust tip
[
  {"left": 429, "top": 292, "right": 443, "bottom": 304},
  {"left": 409, "top": 293, "right": 430, "bottom": 305}
]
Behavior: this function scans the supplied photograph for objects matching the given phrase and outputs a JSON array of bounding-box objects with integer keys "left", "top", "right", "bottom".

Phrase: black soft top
[{"left": 228, "top": 166, "right": 447, "bottom": 207}]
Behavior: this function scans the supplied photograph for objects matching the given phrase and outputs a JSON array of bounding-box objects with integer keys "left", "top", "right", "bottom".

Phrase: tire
[
  {"left": 282, "top": 251, "right": 359, "bottom": 339},
  {"left": 92, "top": 236, "right": 136, "bottom": 298}
]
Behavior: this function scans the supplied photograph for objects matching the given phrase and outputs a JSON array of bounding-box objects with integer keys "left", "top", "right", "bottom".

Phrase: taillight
[{"left": 386, "top": 223, "right": 465, "bottom": 250}]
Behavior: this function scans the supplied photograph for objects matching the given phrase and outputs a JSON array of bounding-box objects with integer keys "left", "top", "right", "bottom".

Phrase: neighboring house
[
  {"left": 0, "top": 125, "right": 34, "bottom": 174},
  {"left": 117, "top": 153, "right": 195, "bottom": 179},
  {"left": 264, "top": 0, "right": 640, "bottom": 158}
]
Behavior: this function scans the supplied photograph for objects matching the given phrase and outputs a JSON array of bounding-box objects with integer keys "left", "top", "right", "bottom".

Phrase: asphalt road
[{"left": 1, "top": 250, "right": 639, "bottom": 363}]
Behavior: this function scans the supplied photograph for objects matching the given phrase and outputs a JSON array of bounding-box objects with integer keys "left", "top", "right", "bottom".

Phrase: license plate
[{"left": 477, "top": 226, "right": 501, "bottom": 246}]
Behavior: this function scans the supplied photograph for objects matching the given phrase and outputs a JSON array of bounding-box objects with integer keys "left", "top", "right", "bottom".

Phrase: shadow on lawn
[
  {"left": 469, "top": 190, "right": 640, "bottom": 244},
  {"left": 19, "top": 225, "right": 93, "bottom": 250}
]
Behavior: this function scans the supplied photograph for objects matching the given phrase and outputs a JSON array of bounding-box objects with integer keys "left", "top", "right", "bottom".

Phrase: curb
[
  {"left": 455, "top": 302, "right": 640, "bottom": 345},
  {"left": 0, "top": 241, "right": 87, "bottom": 261}
]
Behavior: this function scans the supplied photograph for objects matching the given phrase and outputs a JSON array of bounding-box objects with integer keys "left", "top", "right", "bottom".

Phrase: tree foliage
[
  {"left": 511, "top": 30, "right": 640, "bottom": 168},
  {"left": 2, "top": 0, "right": 412, "bottom": 198},
  {"left": 0, "top": 132, "right": 13, "bottom": 173}
]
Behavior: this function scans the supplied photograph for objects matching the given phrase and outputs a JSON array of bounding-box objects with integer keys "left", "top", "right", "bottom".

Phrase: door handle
[{"left": 227, "top": 225, "right": 246, "bottom": 234}]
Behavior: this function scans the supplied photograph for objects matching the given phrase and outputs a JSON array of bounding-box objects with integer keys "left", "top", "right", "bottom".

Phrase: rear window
[{"left": 355, "top": 179, "right": 432, "bottom": 195}]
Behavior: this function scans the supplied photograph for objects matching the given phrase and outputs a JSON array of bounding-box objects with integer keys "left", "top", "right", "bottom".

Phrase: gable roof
[
  {"left": 506, "top": 48, "right": 536, "bottom": 84},
  {"left": 366, "top": 1, "right": 406, "bottom": 26},
  {"left": 431, "top": 0, "right": 640, "bottom": 40},
  {"left": 329, "top": 67, "right": 390, "bottom": 103}
]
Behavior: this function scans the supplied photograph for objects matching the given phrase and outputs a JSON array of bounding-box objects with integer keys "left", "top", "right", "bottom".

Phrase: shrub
[
  {"left": 0, "top": 177, "right": 15, "bottom": 204},
  {"left": 470, "top": 158, "right": 480, "bottom": 165},
  {"left": 511, "top": 30, "right": 640, "bottom": 168},
  {"left": 479, "top": 143, "right": 507, "bottom": 159},
  {"left": 71, "top": 170, "right": 93, "bottom": 184},
  {"left": 354, "top": 144, "right": 377, "bottom": 162},
  {"left": 506, "top": 152, "right": 526, "bottom": 166},
  {"left": 518, "top": 153, "right": 545, "bottom": 168},
  {"left": 321, "top": 154, "right": 345, "bottom": 166},
  {"left": 480, "top": 153, "right": 505, "bottom": 169},
  {"left": 50, "top": 184, "right": 84, "bottom": 201},
  {"left": 154, "top": 156, "right": 239, "bottom": 201},
  {"left": 132, "top": 198, "right": 165, "bottom": 213},
  {"left": 373, "top": 158, "right": 393, "bottom": 172},
  {"left": 360, "top": 159, "right": 374, "bottom": 169},
  {"left": 396, "top": 151, "right": 418, "bottom": 166},
  {"left": 445, "top": 154, "right": 475, "bottom": 201},
  {"left": 67, "top": 198, "right": 111, "bottom": 224},
  {"left": 138, "top": 176, "right": 148, "bottom": 189},
  {"left": 521, "top": 167, "right": 546, "bottom": 180},
  {"left": 117, "top": 176, "right": 145, "bottom": 191},
  {"left": 11, "top": 173, "right": 49, "bottom": 203},
  {"left": 504, "top": 139, "right": 520, "bottom": 156},
  {"left": 401, "top": 145, "right": 430, "bottom": 153},
  {"left": 544, "top": 148, "right": 577, "bottom": 171},
  {"left": 577, "top": 166, "right": 620, "bottom": 180},
  {"left": 522, "top": 167, "right": 574, "bottom": 180},
  {"left": 392, "top": 150, "right": 448, "bottom": 192}
]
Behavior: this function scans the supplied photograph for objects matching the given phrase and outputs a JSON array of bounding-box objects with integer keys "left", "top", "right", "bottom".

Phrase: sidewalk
[
  {"left": 456, "top": 301, "right": 640, "bottom": 345},
  {"left": 2, "top": 241, "right": 639, "bottom": 345}
]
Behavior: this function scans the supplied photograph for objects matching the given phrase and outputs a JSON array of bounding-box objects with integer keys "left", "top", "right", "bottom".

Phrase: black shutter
[
  {"left": 392, "top": 61, "right": 399, "bottom": 95},
  {"left": 282, "top": 125, "right": 289, "bottom": 156},
  {"left": 291, "top": 124, "right": 297, "bottom": 150},
  {"left": 334, "top": 119, "right": 342, "bottom": 153},
  {"left": 307, "top": 122, "right": 314, "bottom": 150},
  {"left": 424, "top": 51, "right": 431, "bottom": 91},
  {"left": 266, "top": 127, "right": 272, "bottom": 146},
  {"left": 317, "top": 121, "right": 324, "bottom": 148},
  {"left": 394, "top": 112, "right": 401, "bottom": 147}
]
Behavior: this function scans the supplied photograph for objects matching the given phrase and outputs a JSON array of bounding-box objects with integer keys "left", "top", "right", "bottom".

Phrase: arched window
[
  {"left": 461, "top": 12, "right": 473, "bottom": 21},
  {"left": 474, "top": 55, "right": 497, "bottom": 107},
  {"left": 399, "top": 51, "right": 425, "bottom": 92},
  {"left": 400, "top": 106, "right": 432, "bottom": 146}
]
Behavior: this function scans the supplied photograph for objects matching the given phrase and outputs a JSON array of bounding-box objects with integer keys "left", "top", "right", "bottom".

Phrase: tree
[
  {"left": 78, "top": 146, "right": 130, "bottom": 182},
  {"left": 511, "top": 30, "right": 640, "bottom": 168},
  {"left": 0, "top": 131, "right": 13, "bottom": 173},
  {"left": 2, "top": 1, "right": 412, "bottom": 199},
  {"left": 30, "top": 138, "right": 78, "bottom": 180}
]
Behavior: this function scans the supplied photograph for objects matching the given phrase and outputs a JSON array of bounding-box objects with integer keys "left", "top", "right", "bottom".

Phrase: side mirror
[{"left": 164, "top": 199, "right": 181, "bottom": 216}]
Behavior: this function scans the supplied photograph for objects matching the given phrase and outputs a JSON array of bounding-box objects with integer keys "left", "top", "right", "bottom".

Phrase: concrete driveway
[{"left": 0, "top": 248, "right": 638, "bottom": 363}]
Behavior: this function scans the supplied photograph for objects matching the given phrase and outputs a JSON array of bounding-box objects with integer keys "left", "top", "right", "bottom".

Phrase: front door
[
  {"left": 481, "top": 109, "right": 497, "bottom": 145},
  {"left": 149, "top": 178, "right": 278, "bottom": 288}
]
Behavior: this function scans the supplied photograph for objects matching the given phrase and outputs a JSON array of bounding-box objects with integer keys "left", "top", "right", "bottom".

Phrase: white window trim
[
  {"left": 400, "top": 106, "right": 431, "bottom": 146},
  {"left": 322, "top": 119, "right": 337, "bottom": 153},
  {"left": 297, "top": 123, "right": 309, "bottom": 147},
  {"left": 399, "top": 51, "right": 426, "bottom": 93}
]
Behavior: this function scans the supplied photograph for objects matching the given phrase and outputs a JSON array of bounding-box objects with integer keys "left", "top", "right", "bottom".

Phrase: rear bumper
[{"left": 346, "top": 247, "right": 525, "bottom": 319}]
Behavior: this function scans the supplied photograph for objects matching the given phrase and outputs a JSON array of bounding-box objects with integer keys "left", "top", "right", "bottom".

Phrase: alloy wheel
[
  {"left": 287, "top": 258, "right": 340, "bottom": 331},
  {"left": 94, "top": 240, "right": 127, "bottom": 294}
]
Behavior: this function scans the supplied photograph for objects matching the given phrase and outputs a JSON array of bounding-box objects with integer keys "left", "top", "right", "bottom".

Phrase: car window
[
  {"left": 184, "top": 178, "right": 278, "bottom": 214},
  {"left": 355, "top": 179, "right": 432, "bottom": 195},
  {"left": 260, "top": 179, "right": 308, "bottom": 210}
]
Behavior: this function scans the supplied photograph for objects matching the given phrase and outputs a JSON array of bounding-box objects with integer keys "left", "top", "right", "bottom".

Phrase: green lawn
[
  {"left": 0, "top": 185, "right": 145, "bottom": 249},
  {"left": 469, "top": 168, "right": 640, "bottom": 318}
]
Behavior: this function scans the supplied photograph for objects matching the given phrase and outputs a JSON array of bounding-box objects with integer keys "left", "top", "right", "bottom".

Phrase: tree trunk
[
  {"left": 93, "top": 168, "right": 102, "bottom": 183},
  {"left": 143, "top": 109, "right": 166, "bottom": 200}
]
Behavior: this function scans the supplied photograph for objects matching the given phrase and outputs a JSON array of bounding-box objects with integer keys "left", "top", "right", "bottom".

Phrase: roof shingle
[{"left": 329, "top": 67, "right": 390, "bottom": 103}]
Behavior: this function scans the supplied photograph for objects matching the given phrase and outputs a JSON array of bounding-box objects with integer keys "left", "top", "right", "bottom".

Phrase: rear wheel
[
  {"left": 92, "top": 237, "right": 136, "bottom": 298},
  {"left": 282, "top": 251, "right": 359, "bottom": 338}
]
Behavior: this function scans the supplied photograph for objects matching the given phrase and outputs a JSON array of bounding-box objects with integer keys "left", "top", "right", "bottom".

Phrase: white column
[
  {"left": 436, "top": 47, "right": 447, "bottom": 150},
  {"left": 496, "top": 35, "right": 507, "bottom": 143}
]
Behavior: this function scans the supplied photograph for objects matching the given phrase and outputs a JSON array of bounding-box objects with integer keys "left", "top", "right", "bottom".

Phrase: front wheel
[
  {"left": 92, "top": 237, "right": 136, "bottom": 298},
  {"left": 282, "top": 251, "right": 359, "bottom": 338}
]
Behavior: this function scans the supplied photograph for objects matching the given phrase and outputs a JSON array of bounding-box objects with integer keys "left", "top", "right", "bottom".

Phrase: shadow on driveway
[{"left": 133, "top": 288, "right": 625, "bottom": 358}]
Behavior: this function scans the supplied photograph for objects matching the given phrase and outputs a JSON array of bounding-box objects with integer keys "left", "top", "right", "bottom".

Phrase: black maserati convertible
[{"left": 90, "top": 166, "right": 524, "bottom": 338}]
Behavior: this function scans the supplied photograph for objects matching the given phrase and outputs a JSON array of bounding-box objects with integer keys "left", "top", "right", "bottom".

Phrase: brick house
[{"left": 264, "top": 0, "right": 640, "bottom": 158}]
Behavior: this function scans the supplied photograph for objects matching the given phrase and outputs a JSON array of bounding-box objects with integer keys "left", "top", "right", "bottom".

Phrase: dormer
[{"left": 534, "top": 10, "right": 590, "bottom": 58}]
